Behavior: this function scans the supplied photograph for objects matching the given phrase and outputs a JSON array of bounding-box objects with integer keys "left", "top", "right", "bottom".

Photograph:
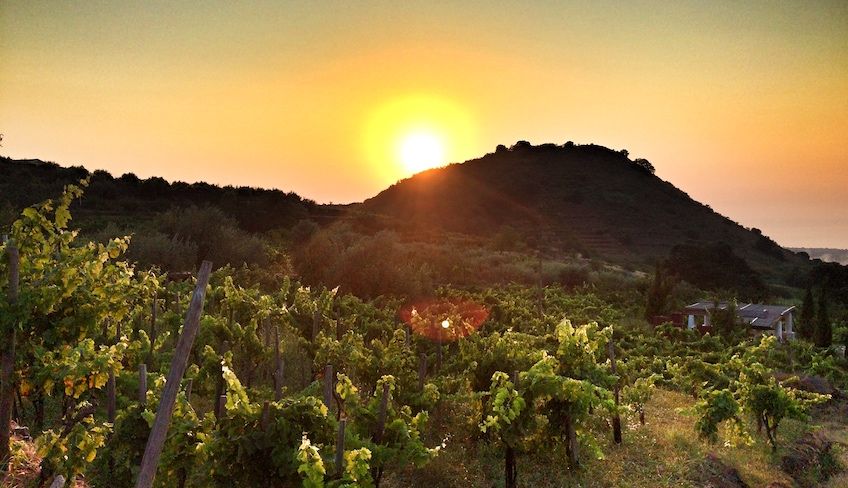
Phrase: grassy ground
[{"left": 385, "top": 388, "right": 847, "bottom": 487}]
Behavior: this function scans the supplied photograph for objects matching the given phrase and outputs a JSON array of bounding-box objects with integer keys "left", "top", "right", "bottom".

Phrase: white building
[{"left": 683, "top": 301, "right": 795, "bottom": 340}]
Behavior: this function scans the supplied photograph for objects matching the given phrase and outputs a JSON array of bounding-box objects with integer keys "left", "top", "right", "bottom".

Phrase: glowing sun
[
  {"left": 398, "top": 132, "right": 445, "bottom": 173},
  {"left": 363, "top": 94, "right": 477, "bottom": 179}
]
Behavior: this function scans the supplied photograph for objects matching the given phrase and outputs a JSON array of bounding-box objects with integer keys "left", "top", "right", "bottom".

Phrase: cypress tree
[
  {"left": 799, "top": 287, "right": 815, "bottom": 340},
  {"left": 814, "top": 290, "right": 832, "bottom": 347},
  {"left": 645, "top": 264, "right": 674, "bottom": 321}
]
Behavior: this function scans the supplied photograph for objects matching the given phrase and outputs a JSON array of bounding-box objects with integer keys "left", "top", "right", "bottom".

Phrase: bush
[{"left": 156, "top": 205, "right": 269, "bottom": 269}]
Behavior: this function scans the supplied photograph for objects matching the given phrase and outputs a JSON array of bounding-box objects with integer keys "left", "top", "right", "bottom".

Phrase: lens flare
[{"left": 400, "top": 298, "right": 489, "bottom": 342}]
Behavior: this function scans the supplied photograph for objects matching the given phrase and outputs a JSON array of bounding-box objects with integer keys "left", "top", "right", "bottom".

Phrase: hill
[
  {"left": 0, "top": 144, "right": 824, "bottom": 298},
  {"left": 0, "top": 156, "right": 339, "bottom": 234},
  {"left": 362, "top": 141, "right": 811, "bottom": 294}
]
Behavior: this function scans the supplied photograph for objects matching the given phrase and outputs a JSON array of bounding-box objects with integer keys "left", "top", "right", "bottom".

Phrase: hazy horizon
[{"left": 2, "top": 1, "right": 846, "bottom": 247}]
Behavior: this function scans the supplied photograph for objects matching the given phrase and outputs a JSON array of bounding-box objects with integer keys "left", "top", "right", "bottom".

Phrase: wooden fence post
[
  {"left": 418, "top": 353, "right": 427, "bottom": 390},
  {"left": 184, "top": 379, "right": 193, "bottom": 403},
  {"left": 148, "top": 291, "right": 158, "bottom": 367},
  {"left": 536, "top": 249, "right": 544, "bottom": 318},
  {"left": 312, "top": 308, "right": 321, "bottom": 341},
  {"left": 135, "top": 261, "right": 212, "bottom": 488},
  {"left": 216, "top": 395, "right": 226, "bottom": 422},
  {"left": 565, "top": 409, "right": 578, "bottom": 468},
  {"left": 273, "top": 325, "right": 284, "bottom": 401},
  {"left": 608, "top": 340, "right": 622, "bottom": 445},
  {"left": 323, "top": 364, "right": 334, "bottom": 412},
  {"left": 106, "top": 324, "right": 120, "bottom": 424},
  {"left": 139, "top": 364, "right": 148, "bottom": 407},
  {"left": 373, "top": 382, "right": 390, "bottom": 444},
  {"left": 260, "top": 401, "right": 271, "bottom": 431},
  {"left": 335, "top": 419, "right": 346, "bottom": 476},
  {"left": 0, "top": 244, "right": 19, "bottom": 473}
]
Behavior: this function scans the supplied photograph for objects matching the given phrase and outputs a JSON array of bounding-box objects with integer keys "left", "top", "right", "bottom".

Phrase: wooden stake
[
  {"left": 418, "top": 353, "right": 427, "bottom": 390},
  {"left": 0, "top": 244, "right": 19, "bottom": 473},
  {"left": 608, "top": 340, "right": 622, "bottom": 445},
  {"left": 260, "top": 401, "right": 271, "bottom": 431},
  {"left": 373, "top": 382, "right": 390, "bottom": 444},
  {"left": 323, "top": 364, "right": 334, "bottom": 412},
  {"left": 107, "top": 323, "right": 120, "bottom": 423},
  {"left": 274, "top": 325, "right": 284, "bottom": 401},
  {"left": 335, "top": 419, "right": 346, "bottom": 476},
  {"left": 135, "top": 261, "right": 212, "bottom": 488},
  {"left": 312, "top": 308, "right": 321, "bottom": 341},
  {"left": 148, "top": 291, "right": 158, "bottom": 367},
  {"left": 139, "top": 364, "right": 148, "bottom": 406},
  {"left": 216, "top": 395, "right": 226, "bottom": 422}
]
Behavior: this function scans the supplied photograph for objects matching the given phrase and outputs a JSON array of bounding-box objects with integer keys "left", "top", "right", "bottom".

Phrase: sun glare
[
  {"left": 363, "top": 94, "right": 477, "bottom": 180},
  {"left": 399, "top": 132, "right": 445, "bottom": 173}
]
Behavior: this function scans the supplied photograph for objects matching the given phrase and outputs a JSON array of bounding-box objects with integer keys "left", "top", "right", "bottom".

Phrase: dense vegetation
[{"left": 2, "top": 184, "right": 848, "bottom": 487}]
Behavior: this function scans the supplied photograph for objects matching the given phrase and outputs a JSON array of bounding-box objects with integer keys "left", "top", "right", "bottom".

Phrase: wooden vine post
[
  {"left": 417, "top": 353, "right": 427, "bottom": 390},
  {"left": 273, "top": 325, "right": 284, "bottom": 401},
  {"left": 323, "top": 364, "right": 334, "bottom": 414},
  {"left": 106, "top": 324, "right": 121, "bottom": 423},
  {"left": 135, "top": 260, "right": 213, "bottom": 488},
  {"left": 0, "top": 243, "right": 20, "bottom": 473},
  {"left": 138, "top": 364, "right": 148, "bottom": 406},
  {"left": 312, "top": 308, "right": 321, "bottom": 341},
  {"left": 147, "top": 290, "right": 158, "bottom": 367},
  {"left": 564, "top": 407, "right": 578, "bottom": 468},
  {"left": 370, "top": 381, "right": 391, "bottom": 484},
  {"left": 608, "top": 339, "right": 622, "bottom": 445},
  {"left": 335, "top": 419, "right": 346, "bottom": 476},
  {"left": 260, "top": 401, "right": 271, "bottom": 431},
  {"left": 216, "top": 395, "right": 226, "bottom": 422},
  {"left": 536, "top": 250, "right": 544, "bottom": 318}
]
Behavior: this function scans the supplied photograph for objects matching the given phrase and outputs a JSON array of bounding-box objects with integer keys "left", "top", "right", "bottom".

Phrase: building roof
[{"left": 684, "top": 301, "right": 795, "bottom": 330}]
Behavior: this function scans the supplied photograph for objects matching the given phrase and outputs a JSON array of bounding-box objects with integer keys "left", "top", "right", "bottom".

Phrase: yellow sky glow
[
  {"left": 0, "top": 1, "right": 846, "bottom": 246},
  {"left": 364, "top": 94, "right": 476, "bottom": 179}
]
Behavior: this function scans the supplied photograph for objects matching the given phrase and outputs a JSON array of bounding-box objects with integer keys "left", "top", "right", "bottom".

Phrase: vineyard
[{"left": 1, "top": 183, "right": 847, "bottom": 487}]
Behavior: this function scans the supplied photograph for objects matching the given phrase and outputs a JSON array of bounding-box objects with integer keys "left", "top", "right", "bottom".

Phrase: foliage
[
  {"left": 622, "top": 374, "right": 660, "bottom": 424},
  {"left": 694, "top": 389, "right": 743, "bottom": 444},
  {"left": 665, "top": 243, "right": 767, "bottom": 301},
  {"left": 644, "top": 264, "right": 675, "bottom": 320},
  {"left": 799, "top": 287, "right": 815, "bottom": 341},
  {"left": 815, "top": 290, "right": 832, "bottom": 347},
  {"left": 1, "top": 184, "right": 843, "bottom": 487}
]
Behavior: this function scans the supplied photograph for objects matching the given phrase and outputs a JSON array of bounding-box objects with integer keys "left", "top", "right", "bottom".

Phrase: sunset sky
[{"left": 1, "top": 1, "right": 846, "bottom": 247}]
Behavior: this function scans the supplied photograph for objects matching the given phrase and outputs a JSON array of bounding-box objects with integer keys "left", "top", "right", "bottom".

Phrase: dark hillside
[
  {"left": 0, "top": 156, "right": 338, "bottom": 233},
  {"left": 362, "top": 141, "right": 810, "bottom": 288},
  {"left": 1, "top": 145, "right": 822, "bottom": 295}
]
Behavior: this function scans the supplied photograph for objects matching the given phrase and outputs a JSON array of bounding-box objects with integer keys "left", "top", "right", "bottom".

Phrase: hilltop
[{"left": 362, "top": 141, "right": 811, "bottom": 294}]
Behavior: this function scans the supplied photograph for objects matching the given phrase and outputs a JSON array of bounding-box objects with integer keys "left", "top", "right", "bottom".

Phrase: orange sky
[{"left": 1, "top": 1, "right": 846, "bottom": 247}]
